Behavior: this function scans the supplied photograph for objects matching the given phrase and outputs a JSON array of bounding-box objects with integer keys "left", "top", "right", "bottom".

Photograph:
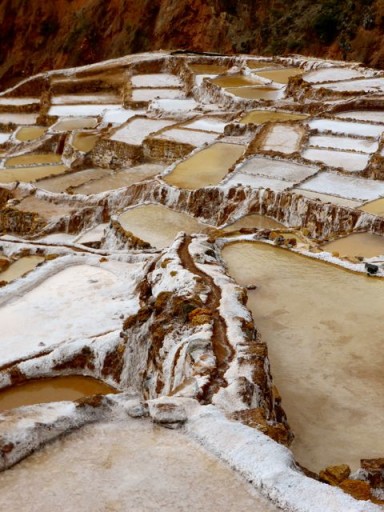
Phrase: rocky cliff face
[{"left": 2, "top": 0, "right": 384, "bottom": 90}]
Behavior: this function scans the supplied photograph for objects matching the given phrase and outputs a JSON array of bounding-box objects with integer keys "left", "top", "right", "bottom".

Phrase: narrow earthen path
[{"left": 178, "top": 235, "right": 234, "bottom": 400}]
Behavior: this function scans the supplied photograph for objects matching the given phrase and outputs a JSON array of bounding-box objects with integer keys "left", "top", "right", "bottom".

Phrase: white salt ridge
[
  {"left": 307, "top": 119, "right": 384, "bottom": 137},
  {"left": 74, "top": 223, "right": 108, "bottom": 245},
  {"left": 299, "top": 171, "right": 384, "bottom": 201},
  {"left": 184, "top": 118, "right": 227, "bottom": 133},
  {"left": 194, "top": 74, "right": 218, "bottom": 87},
  {"left": 309, "top": 134, "right": 379, "bottom": 153},
  {"left": 131, "top": 88, "right": 184, "bottom": 102},
  {"left": 303, "top": 67, "right": 364, "bottom": 83},
  {"left": 102, "top": 108, "right": 138, "bottom": 125},
  {"left": 303, "top": 148, "right": 371, "bottom": 172},
  {"left": 291, "top": 188, "right": 363, "bottom": 208},
  {"left": 48, "top": 104, "right": 119, "bottom": 117},
  {"left": 131, "top": 73, "right": 182, "bottom": 88},
  {"left": 238, "top": 156, "right": 319, "bottom": 182},
  {"left": 110, "top": 118, "right": 174, "bottom": 145},
  {"left": 186, "top": 405, "right": 382, "bottom": 512},
  {"left": 155, "top": 128, "right": 218, "bottom": 146}
]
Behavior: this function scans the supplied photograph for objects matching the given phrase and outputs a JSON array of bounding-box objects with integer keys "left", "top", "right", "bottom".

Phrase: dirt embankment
[{"left": 2, "top": 0, "right": 384, "bottom": 90}]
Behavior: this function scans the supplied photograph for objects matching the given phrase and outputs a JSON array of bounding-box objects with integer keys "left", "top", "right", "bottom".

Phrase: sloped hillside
[{"left": 2, "top": 0, "right": 384, "bottom": 90}]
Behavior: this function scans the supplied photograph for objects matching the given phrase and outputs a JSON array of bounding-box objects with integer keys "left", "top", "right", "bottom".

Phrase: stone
[
  {"left": 339, "top": 479, "right": 371, "bottom": 501},
  {"left": 365, "top": 262, "right": 379, "bottom": 275},
  {"left": 149, "top": 400, "right": 187, "bottom": 428},
  {"left": 319, "top": 464, "right": 351, "bottom": 485},
  {"left": 127, "top": 402, "right": 149, "bottom": 418},
  {"left": 361, "top": 458, "right": 384, "bottom": 488}
]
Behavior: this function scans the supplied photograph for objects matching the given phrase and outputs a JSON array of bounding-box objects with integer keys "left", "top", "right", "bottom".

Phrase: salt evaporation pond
[
  {"left": 302, "top": 148, "right": 370, "bottom": 172},
  {"left": 0, "top": 164, "right": 68, "bottom": 183},
  {"left": 15, "top": 126, "right": 46, "bottom": 142},
  {"left": 360, "top": 197, "right": 384, "bottom": 217},
  {"left": 222, "top": 214, "right": 284, "bottom": 231},
  {"left": 5, "top": 154, "right": 61, "bottom": 167},
  {"left": 164, "top": 142, "right": 244, "bottom": 189},
  {"left": 226, "top": 86, "right": 284, "bottom": 101},
  {"left": 212, "top": 74, "right": 264, "bottom": 88},
  {"left": 189, "top": 64, "right": 229, "bottom": 74},
  {"left": 0, "top": 417, "right": 277, "bottom": 512},
  {"left": 0, "top": 256, "right": 44, "bottom": 283},
  {"left": 51, "top": 117, "right": 98, "bottom": 131},
  {"left": 0, "top": 377, "right": 115, "bottom": 411},
  {"left": 0, "top": 263, "right": 141, "bottom": 366},
  {"left": 240, "top": 110, "right": 308, "bottom": 125},
  {"left": 118, "top": 204, "right": 211, "bottom": 249},
  {"left": 71, "top": 133, "right": 99, "bottom": 152},
  {"left": 334, "top": 110, "right": 384, "bottom": 123},
  {"left": 73, "top": 164, "right": 163, "bottom": 194},
  {"left": 222, "top": 241, "right": 384, "bottom": 472},
  {"left": 254, "top": 67, "right": 303, "bottom": 84},
  {"left": 322, "top": 233, "right": 384, "bottom": 258},
  {"left": 261, "top": 124, "right": 304, "bottom": 154},
  {"left": 35, "top": 168, "right": 110, "bottom": 193}
]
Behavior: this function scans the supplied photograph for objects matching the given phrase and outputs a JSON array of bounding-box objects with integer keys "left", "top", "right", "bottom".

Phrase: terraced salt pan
[
  {"left": 0, "top": 97, "right": 39, "bottom": 105},
  {"left": 254, "top": 67, "right": 303, "bottom": 84},
  {"left": 334, "top": 110, "right": 384, "bottom": 123},
  {"left": 75, "top": 223, "right": 108, "bottom": 245},
  {"left": 71, "top": 133, "right": 98, "bottom": 152},
  {"left": 50, "top": 117, "right": 98, "bottom": 131},
  {"left": 150, "top": 98, "right": 198, "bottom": 112},
  {"left": 73, "top": 164, "right": 164, "bottom": 194},
  {"left": 322, "top": 233, "right": 384, "bottom": 258},
  {"left": 298, "top": 171, "right": 384, "bottom": 201},
  {"left": 303, "top": 67, "right": 364, "bottom": 83},
  {"left": 183, "top": 118, "right": 227, "bottom": 133},
  {"left": 0, "top": 165, "right": 68, "bottom": 184},
  {"left": 240, "top": 110, "right": 308, "bottom": 125},
  {"left": 0, "top": 417, "right": 277, "bottom": 512},
  {"left": 102, "top": 108, "right": 137, "bottom": 125},
  {"left": 222, "top": 213, "right": 284, "bottom": 231},
  {"left": 212, "top": 74, "right": 265, "bottom": 88},
  {"left": 131, "top": 73, "right": 182, "bottom": 88},
  {"left": 155, "top": 128, "right": 218, "bottom": 146},
  {"left": 131, "top": 88, "right": 184, "bottom": 102},
  {"left": 110, "top": 118, "right": 174, "bottom": 145},
  {"left": 0, "top": 133, "right": 11, "bottom": 143},
  {"left": 15, "top": 126, "right": 46, "bottom": 142},
  {"left": 0, "top": 256, "right": 44, "bottom": 283},
  {"left": 0, "top": 113, "right": 37, "bottom": 125},
  {"left": 0, "top": 376, "right": 115, "bottom": 411},
  {"left": 5, "top": 154, "right": 61, "bottom": 167},
  {"left": 195, "top": 74, "right": 218, "bottom": 87},
  {"left": 313, "top": 77, "right": 384, "bottom": 93},
  {"left": 189, "top": 64, "right": 229, "bottom": 74},
  {"left": 222, "top": 242, "right": 384, "bottom": 471},
  {"left": 360, "top": 197, "right": 384, "bottom": 217},
  {"left": 0, "top": 262, "right": 141, "bottom": 366},
  {"left": 302, "top": 148, "right": 370, "bottom": 172},
  {"left": 308, "top": 135, "right": 379, "bottom": 153},
  {"left": 164, "top": 142, "right": 244, "bottom": 189},
  {"left": 261, "top": 124, "right": 304, "bottom": 154},
  {"left": 51, "top": 93, "right": 120, "bottom": 105},
  {"left": 35, "top": 168, "right": 110, "bottom": 193},
  {"left": 226, "top": 87, "right": 285, "bottom": 101},
  {"left": 238, "top": 157, "right": 318, "bottom": 182},
  {"left": 15, "top": 196, "right": 74, "bottom": 221},
  {"left": 222, "top": 172, "right": 295, "bottom": 191},
  {"left": 307, "top": 119, "right": 384, "bottom": 137},
  {"left": 48, "top": 105, "right": 118, "bottom": 117},
  {"left": 291, "top": 188, "right": 363, "bottom": 208},
  {"left": 118, "top": 204, "right": 210, "bottom": 249}
]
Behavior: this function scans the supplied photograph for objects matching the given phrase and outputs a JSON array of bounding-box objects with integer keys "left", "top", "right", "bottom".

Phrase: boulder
[{"left": 319, "top": 464, "right": 351, "bottom": 485}]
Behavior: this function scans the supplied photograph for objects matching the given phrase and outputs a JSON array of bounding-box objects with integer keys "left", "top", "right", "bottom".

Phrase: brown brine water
[{"left": 222, "top": 241, "right": 384, "bottom": 472}]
